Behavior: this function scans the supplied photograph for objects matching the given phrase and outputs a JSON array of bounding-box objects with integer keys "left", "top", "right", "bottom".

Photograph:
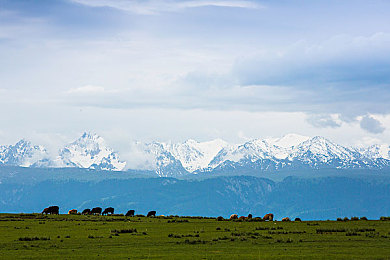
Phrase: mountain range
[{"left": 1, "top": 133, "right": 390, "bottom": 176}]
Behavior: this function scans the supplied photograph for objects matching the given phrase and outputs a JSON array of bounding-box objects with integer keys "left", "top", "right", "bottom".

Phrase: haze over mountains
[{"left": 1, "top": 132, "right": 390, "bottom": 177}]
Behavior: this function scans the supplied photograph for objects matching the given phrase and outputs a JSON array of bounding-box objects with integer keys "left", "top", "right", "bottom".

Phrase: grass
[{"left": 0, "top": 214, "right": 389, "bottom": 259}]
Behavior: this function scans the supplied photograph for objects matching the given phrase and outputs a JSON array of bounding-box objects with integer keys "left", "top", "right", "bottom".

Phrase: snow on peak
[
  {"left": 0, "top": 139, "right": 48, "bottom": 167},
  {"left": 288, "top": 136, "right": 356, "bottom": 162},
  {"left": 362, "top": 144, "right": 390, "bottom": 160},
  {"left": 168, "top": 138, "right": 229, "bottom": 172},
  {"left": 265, "top": 133, "right": 310, "bottom": 148},
  {"left": 57, "top": 132, "right": 126, "bottom": 171}
]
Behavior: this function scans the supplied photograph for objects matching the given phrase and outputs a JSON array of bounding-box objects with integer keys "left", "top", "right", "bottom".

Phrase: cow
[
  {"left": 82, "top": 209, "right": 91, "bottom": 215},
  {"left": 91, "top": 207, "right": 102, "bottom": 215},
  {"left": 238, "top": 216, "right": 247, "bottom": 221},
  {"left": 247, "top": 214, "right": 253, "bottom": 219},
  {"left": 216, "top": 216, "right": 224, "bottom": 221},
  {"left": 282, "top": 217, "right": 291, "bottom": 222},
  {"left": 125, "top": 210, "right": 135, "bottom": 217},
  {"left": 42, "top": 206, "right": 59, "bottom": 215},
  {"left": 294, "top": 218, "right": 302, "bottom": 222},
  {"left": 147, "top": 211, "right": 156, "bottom": 217},
  {"left": 230, "top": 214, "right": 238, "bottom": 220},
  {"left": 68, "top": 209, "right": 77, "bottom": 215},
  {"left": 263, "top": 213, "right": 274, "bottom": 221},
  {"left": 102, "top": 207, "right": 114, "bottom": 215}
]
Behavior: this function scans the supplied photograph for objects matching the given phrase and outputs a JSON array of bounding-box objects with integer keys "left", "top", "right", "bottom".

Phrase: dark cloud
[
  {"left": 306, "top": 114, "right": 341, "bottom": 128},
  {"left": 360, "top": 115, "right": 385, "bottom": 134}
]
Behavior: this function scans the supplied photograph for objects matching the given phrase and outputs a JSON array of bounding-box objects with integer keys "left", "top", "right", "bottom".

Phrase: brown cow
[
  {"left": 238, "top": 216, "right": 247, "bottom": 221},
  {"left": 68, "top": 209, "right": 77, "bottom": 215},
  {"left": 230, "top": 214, "right": 238, "bottom": 220},
  {"left": 282, "top": 217, "right": 291, "bottom": 222},
  {"left": 263, "top": 213, "right": 274, "bottom": 221}
]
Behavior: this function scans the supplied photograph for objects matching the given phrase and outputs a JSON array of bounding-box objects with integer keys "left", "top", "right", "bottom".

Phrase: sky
[{"left": 0, "top": 0, "right": 390, "bottom": 152}]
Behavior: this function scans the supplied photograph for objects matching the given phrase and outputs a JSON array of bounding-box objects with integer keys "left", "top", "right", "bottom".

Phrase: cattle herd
[
  {"left": 41, "top": 206, "right": 156, "bottom": 217},
  {"left": 41, "top": 206, "right": 299, "bottom": 221}
]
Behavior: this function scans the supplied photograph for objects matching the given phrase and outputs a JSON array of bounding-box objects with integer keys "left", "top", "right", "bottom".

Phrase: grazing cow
[
  {"left": 282, "top": 217, "right": 291, "bottom": 222},
  {"left": 230, "top": 214, "right": 238, "bottom": 220},
  {"left": 50, "top": 206, "right": 59, "bottom": 215},
  {"left": 216, "top": 216, "right": 224, "bottom": 221},
  {"left": 125, "top": 210, "right": 135, "bottom": 217},
  {"left": 91, "top": 207, "right": 102, "bottom": 215},
  {"left": 42, "top": 208, "right": 50, "bottom": 215},
  {"left": 82, "top": 209, "right": 91, "bottom": 215},
  {"left": 263, "top": 213, "right": 274, "bottom": 221},
  {"left": 147, "top": 211, "right": 156, "bottom": 217},
  {"left": 102, "top": 207, "right": 114, "bottom": 215},
  {"left": 238, "top": 216, "right": 247, "bottom": 221},
  {"left": 68, "top": 209, "right": 77, "bottom": 215},
  {"left": 247, "top": 214, "right": 253, "bottom": 219},
  {"left": 294, "top": 218, "right": 302, "bottom": 221},
  {"left": 42, "top": 206, "right": 59, "bottom": 215}
]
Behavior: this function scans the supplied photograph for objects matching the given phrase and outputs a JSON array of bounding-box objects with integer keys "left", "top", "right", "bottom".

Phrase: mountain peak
[
  {"left": 57, "top": 133, "right": 126, "bottom": 171},
  {"left": 266, "top": 133, "right": 310, "bottom": 148}
]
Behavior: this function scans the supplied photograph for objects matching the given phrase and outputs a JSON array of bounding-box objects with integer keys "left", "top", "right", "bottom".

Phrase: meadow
[{"left": 0, "top": 214, "right": 389, "bottom": 259}]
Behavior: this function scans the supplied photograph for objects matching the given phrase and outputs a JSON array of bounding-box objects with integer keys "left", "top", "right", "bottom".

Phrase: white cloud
[
  {"left": 67, "top": 85, "right": 107, "bottom": 95},
  {"left": 70, "top": 0, "right": 260, "bottom": 14}
]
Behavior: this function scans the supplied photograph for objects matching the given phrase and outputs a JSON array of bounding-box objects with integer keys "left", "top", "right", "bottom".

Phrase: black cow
[
  {"left": 82, "top": 209, "right": 91, "bottom": 215},
  {"left": 125, "top": 210, "right": 135, "bottom": 217},
  {"left": 102, "top": 207, "right": 114, "bottom": 215},
  {"left": 42, "top": 206, "right": 59, "bottom": 215},
  {"left": 147, "top": 210, "right": 156, "bottom": 217},
  {"left": 295, "top": 218, "right": 302, "bottom": 221},
  {"left": 91, "top": 207, "right": 102, "bottom": 215}
]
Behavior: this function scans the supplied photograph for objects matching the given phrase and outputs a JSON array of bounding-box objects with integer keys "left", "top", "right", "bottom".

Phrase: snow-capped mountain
[
  {"left": 265, "top": 133, "right": 310, "bottom": 149},
  {"left": 0, "top": 140, "right": 48, "bottom": 167},
  {"left": 135, "top": 141, "right": 188, "bottom": 177},
  {"left": 127, "top": 139, "right": 229, "bottom": 176},
  {"left": 0, "top": 133, "right": 390, "bottom": 176},
  {"left": 208, "top": 134, "right": 310, "bottom": 168},
  {"left": 56, "top": 132, "right": 126, "bottom": 171},
  {"left": 167, "top": 139, "right": 229, "bottom": 172},
  {"left": 361, "top": 144, "right": 390, "bottom": 160},
  {"left": 0, "top": 133, "right": 125, "bottom": 171}
]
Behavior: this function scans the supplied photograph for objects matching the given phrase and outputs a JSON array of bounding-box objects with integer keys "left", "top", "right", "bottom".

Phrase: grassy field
[{"left": 0, "top": 214, "right": 389, "bottom": 259}]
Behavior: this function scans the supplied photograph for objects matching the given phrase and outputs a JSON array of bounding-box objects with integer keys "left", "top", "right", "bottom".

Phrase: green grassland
[{"left": 0, "top": 214, "right": 389, "bottom": 259}]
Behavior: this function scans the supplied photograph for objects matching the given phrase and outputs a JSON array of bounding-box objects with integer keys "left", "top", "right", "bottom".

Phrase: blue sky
[{"left": 0, "top": 0, "right": 390, "bottom": 150}]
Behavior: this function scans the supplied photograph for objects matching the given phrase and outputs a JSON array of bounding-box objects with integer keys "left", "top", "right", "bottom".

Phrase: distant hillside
[{"left": 0, "top": 170, "right": 389, "bottom": 220}]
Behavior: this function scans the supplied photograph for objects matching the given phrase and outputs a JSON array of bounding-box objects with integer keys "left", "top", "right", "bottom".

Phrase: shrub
[
  {"left": 18, "top": 237, "right": 50, "bottom": 241},
  {"left": 111, "top": 228, "right": 137, "bottom": 234},
  {"left": 316, "top": 228, "right": 346, "bottom": 234}
]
